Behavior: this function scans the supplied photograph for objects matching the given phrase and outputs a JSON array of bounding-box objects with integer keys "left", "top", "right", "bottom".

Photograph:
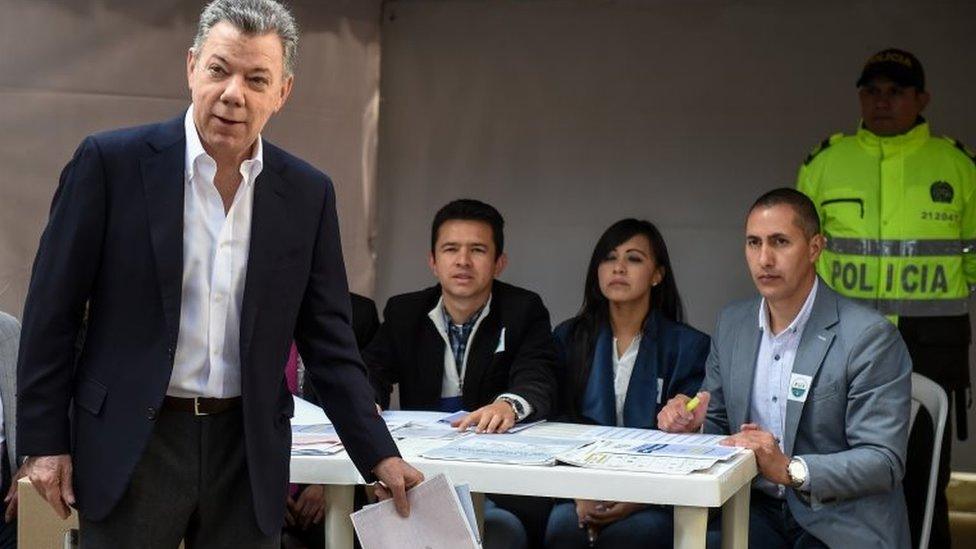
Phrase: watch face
[{"left": 788, "top": 460, "right": 806, "bottom": 487}]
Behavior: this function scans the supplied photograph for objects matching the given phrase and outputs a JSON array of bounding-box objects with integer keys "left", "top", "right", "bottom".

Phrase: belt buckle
[{"left": 193, "top": 397, "right": 209, "bottom": 416}]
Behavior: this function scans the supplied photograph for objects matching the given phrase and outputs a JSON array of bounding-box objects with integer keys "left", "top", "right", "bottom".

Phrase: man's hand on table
[
  {"left": 452, "top": 401, "right": 517, "bottom": 434},
  {"left": 656, "top": 391, "right": 709, "bottom": 433},
  {"left": 720, "top": 423, "right": 790, "bottom": 485},
  {"left": 25, "top": 454, "right": 75, "bottom": 519},
  {"left": 372, "top": 457, "right": 424, "bottom": 517}
]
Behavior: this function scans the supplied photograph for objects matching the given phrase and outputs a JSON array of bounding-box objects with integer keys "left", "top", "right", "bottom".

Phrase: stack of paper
[
  {"left": 556, "top": 437, "right": 741, "bottom": 475},
  {"left": 351, "top": 473, "right": 480, "bottom": 549},
  {"left": 290, "top": 423, "right": 344, "bottom": 456}
]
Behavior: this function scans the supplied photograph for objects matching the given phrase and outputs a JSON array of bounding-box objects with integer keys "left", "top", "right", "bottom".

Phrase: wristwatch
[
  {"left": 787, "top": 457, "right": 808, "bottom": 490},
  {"left": 497, "top": 396, "right": 527, "bottom": 421}
]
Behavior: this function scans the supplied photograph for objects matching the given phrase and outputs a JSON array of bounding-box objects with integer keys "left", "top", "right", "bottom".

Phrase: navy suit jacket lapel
[
  {"left": 623, "top": 314, "right": 660, "bottom": 429},
  {"left": 240, "top": 149, "right": 289, "bottom": 365},
  {"left": 141, "top": 115, "right": 186, "bottom": 350},
  {"left": 580, "top": 327, "right": 616, "bottom": 426}
]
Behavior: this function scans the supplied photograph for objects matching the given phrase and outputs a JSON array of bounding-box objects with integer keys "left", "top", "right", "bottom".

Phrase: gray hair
[{"left": 192, "top": 0, "right": 299, "bottom": 76}]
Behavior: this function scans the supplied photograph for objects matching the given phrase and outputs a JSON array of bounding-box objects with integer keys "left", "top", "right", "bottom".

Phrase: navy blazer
[
  {"left": 553, "top": 309, "right": 709, "bottom": 428},
  {"left": 364, "top": 280, "right": 559, "bottom": 418},
  {"left": 16, "top": 114, "right": 398, "bottom": 535}
]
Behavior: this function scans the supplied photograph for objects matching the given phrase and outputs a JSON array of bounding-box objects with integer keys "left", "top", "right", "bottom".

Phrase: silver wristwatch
[
  {"left": 497, "top": 396, "right": 527, "bottom": 421},
  {"left": 787, "top": 457, "right": 808, "bottom": 490}
]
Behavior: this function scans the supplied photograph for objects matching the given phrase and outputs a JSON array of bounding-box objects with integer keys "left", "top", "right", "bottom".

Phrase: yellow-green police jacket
[{"left": 798, "top": 121, "right": 976, "bottom": 319}]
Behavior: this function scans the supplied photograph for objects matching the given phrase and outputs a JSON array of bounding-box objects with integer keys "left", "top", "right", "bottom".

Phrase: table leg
[
  {"left": 323, "top": 484, "right": 355, "bottom": 549},
  {"left": 471, "top": 492, "right": 486, "bottom": 539},
  {"left": 721, "top": 484, "right": 750, "bottom": 549},
  {"left": 674, "top": 506, "right": 708, "bottom": 549}
]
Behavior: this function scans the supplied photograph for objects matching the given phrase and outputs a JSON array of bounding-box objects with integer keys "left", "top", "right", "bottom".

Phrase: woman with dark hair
[{"left": 545, "top": 219, "right": 710, "bottom": 549}]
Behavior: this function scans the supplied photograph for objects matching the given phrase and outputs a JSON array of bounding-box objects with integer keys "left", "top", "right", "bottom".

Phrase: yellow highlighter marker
[{"left": 685, "top": 395, "right": 701, "bottom": 413}]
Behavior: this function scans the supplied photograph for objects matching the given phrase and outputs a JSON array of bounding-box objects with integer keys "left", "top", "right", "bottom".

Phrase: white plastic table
[{"left": 290, "top": 421, "right": 757, "bottom": 549}]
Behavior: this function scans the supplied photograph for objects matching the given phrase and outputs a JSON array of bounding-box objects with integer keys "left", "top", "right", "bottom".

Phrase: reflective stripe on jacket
[{"left": 798, "top": 121, "right": 976, "bottom": 319}]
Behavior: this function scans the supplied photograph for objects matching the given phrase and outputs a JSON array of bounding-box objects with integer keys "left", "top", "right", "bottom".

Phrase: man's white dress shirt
[{"left": 168, "top": 106, "right": 263, "bottom": 398}]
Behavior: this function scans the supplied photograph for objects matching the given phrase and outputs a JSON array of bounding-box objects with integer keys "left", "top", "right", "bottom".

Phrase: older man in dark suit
[{"left": 16, "top": 1, "right": 421, "bottom": 546}]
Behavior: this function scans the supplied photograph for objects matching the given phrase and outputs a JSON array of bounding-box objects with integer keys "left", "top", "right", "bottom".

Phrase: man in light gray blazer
[
  {"left": 659, "top": 188, "right": 912, "bottom": 548},
  {"left": 0, "top": 311, "right": 21, "bottom": 547}
]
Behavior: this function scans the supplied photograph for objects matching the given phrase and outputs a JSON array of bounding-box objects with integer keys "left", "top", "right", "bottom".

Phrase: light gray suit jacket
[
  {"left": 0, "top": 312, "right": 18, "bottom": 476},
  {"left": 703, "top": 281, "right": 911, "bottom": 548}
]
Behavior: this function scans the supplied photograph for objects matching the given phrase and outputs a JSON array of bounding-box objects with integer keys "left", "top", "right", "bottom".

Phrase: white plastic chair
[{"left": 908, "top": 373, "right": 949, "bottom": 549}]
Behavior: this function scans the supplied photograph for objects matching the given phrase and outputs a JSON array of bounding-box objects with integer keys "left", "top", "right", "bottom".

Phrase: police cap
[{"left": 856, "top": 48, "right": 925, "bottom": 91}]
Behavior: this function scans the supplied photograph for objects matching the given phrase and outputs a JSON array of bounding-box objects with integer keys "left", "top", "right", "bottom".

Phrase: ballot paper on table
[
  {"left": 291, "top": 441, "right": 345, "bottom": 456},
  {"left": 556, "top": 440, "right": 725, "bottom": 474},
  {"left": 421, "top": 434, "right": 588, "bottom": 466},
  {"left": 577, "top": 425, "right": 728, "bottom": 445},
  {"left": 351, "top": 473, "right": 480, "bottom": 549},
  {"left": 382, "top": 409, "right": 452, "bottom": 424}
]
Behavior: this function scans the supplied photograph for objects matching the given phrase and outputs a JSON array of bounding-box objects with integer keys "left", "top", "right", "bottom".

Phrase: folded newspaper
[{"left": 351, "top": 473, "right": 480, "bottom": 549}]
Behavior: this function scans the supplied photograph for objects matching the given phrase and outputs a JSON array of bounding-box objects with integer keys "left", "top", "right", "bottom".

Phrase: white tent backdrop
[
  {"left": 373, "top": 0, "right": 976, "bottom": 467},
  {"left": 0, "top": 0, "right": 382, "bottom": 317}
]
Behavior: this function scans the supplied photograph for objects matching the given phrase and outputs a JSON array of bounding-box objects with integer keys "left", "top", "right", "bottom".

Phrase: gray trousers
[{"left": 80, "top": 405, "right": 279, "bottom": 549}]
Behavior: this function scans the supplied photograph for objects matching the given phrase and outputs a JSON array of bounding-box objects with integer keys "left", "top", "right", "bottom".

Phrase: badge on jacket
[{"left": 788, "top": 373, "right": 813, "bottom": 402}]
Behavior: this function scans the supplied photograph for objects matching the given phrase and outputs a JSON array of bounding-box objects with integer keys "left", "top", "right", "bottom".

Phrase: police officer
[{"left": 798, "top": 48, "right": 976, "bottom": 549}]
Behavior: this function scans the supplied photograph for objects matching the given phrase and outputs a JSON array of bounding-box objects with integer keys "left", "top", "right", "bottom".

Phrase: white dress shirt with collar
[
  {"left": 427, "top": 296, "right": 533, "bottom": 419},
  {"left": 751, "top": 278, "right": 818, "bottom": 497},
  {"left": 167, "top": 105, "right": 264, "bottom": 399},
  {"left": 612, "top": 334, "right": 642, "bottom": 426}
]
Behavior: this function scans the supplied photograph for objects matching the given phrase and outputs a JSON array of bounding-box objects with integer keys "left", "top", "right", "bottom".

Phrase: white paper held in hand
[{"left": 351, "top": 473, "right": 480, "bottom": 549}]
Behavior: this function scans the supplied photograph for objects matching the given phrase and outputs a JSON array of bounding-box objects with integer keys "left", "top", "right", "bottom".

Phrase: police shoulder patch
[
  {"left": 945, "top": 136, "right": 976, "bottom": 167},
  {"left": 804, "top": 133, "right": 844, "bottom": 165}
]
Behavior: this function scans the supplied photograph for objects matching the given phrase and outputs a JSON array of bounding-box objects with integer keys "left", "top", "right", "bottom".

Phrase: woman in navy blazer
[{"left": 546, "top": 219, "right": 710, "bottom": 549}]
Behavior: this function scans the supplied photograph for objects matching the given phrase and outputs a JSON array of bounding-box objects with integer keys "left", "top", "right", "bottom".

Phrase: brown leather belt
[{"left": 163, "top": 396, "right": 242, "bottom": 416}]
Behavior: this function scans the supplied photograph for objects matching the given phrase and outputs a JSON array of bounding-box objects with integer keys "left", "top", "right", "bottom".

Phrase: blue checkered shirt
[{"left": 442, "top": 305, "right": 486, "bottom": 376}]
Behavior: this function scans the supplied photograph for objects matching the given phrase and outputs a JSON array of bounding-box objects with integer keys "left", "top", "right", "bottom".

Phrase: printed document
[
  {"left": 422, "top": 434, "right": 588, "bottom": 466},
  {"left": 557, "top": 440, "right": 723, "bottom": 474},
  {"left": 351, "top": 473, "right": 479, "bottom": 549}
]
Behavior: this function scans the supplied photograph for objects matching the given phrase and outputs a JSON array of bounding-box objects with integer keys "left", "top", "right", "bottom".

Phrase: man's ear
[
  {"left": 809, "top": 233, "right": 825, "bottom": 263},
  {"left": 918, "top": 90, "right": 931, "bottom": 112},
  {"left": 186, "top": 49, "right": 197, "bottom": 89},
  {"left": 275, "top": 74, "right": 294, "bottom": 113},
  {"left": 493, "top": 253, "right": 508, "bottom": 278},
  {"left": 427, "top": 251, "right": 437, "bottom": 276}
]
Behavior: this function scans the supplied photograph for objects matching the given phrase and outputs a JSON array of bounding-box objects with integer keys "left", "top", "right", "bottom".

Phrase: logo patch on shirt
[
  {"left": 788, "top": 373, "right": 813, "bottom": 402},
  {"left": 930, "top": 181, "right": 954, "bottom": 204}
]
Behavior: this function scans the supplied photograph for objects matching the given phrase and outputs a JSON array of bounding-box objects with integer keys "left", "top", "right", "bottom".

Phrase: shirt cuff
[{"left": 496, "top": 393, "right": 533, "bottom": 421}]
